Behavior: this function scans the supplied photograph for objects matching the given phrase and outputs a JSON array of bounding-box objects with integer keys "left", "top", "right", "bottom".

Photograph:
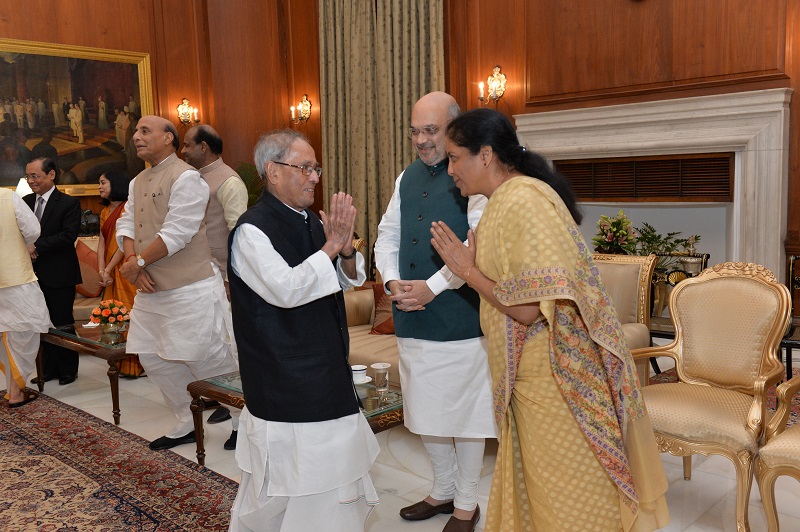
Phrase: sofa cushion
[
  {"left": 344, "top": 287, "right": 374, "bottom": 327},
  {"left": 75, "top": 239, "right": 102, "bottom": 298},
  {"left": 370, "top": 283, "right": 394, "bottom": 335},
  {"left": 622, "top": 322, "right": 650, "bottom": 350},
  {"left": 74, "top": 296, "right": 102, "bottom": 321},
  {"left": 348, "top": 324, "right": 400, "bottom": 386}
]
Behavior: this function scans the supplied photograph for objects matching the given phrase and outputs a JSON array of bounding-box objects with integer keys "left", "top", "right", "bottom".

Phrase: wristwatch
[{"left": 136, "top": 254, "right": 146, "bottom": 268}]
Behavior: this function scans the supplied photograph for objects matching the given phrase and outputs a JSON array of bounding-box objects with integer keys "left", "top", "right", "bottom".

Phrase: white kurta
[
  {"left": 117, "top": 165, "right": 235, "bottom": 361},
  {"left": 0, "top": 193, "right": 52, "bottom": 395},
  {"left": 115, "top": 163, "right": 238, "bottom": 437},
  {"left": 229, "top": 219, "right": 379, "bottom": 531},
  {"left": 375, "top": 170, "right": 496, "bottom": 438}
]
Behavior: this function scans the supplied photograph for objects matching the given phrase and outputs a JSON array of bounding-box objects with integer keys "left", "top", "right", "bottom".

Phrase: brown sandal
[{"left": 9, "top": 388, "right": 39, "bottom": 408}]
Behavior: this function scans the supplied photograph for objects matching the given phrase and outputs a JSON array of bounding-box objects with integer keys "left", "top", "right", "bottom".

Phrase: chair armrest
[
  {"left": 630, "top": 345, "right": 677, "bottom": 362},
  {"left": 765, "top": 373, "right": 800, "bottom": 442}
]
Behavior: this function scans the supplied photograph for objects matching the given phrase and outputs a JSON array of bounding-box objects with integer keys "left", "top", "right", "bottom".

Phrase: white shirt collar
[{"left": 37, "top": 186, "right": 56, "bottom": 203}]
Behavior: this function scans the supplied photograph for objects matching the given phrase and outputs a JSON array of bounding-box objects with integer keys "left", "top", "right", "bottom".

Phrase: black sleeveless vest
[{"left": 228, "top": 190, "right": 359, "bottom": 422}]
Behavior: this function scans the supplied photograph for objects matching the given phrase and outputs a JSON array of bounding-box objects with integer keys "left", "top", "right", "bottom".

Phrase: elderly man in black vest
[{"left": 227, "top": 129, "right": 378, "bottom": 531}]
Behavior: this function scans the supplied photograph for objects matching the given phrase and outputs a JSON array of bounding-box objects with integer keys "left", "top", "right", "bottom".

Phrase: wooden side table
[
  {"left": 187, "top": 372, "right": 404, "bottom": 466},
  {"left": 38, "top": 322, "right": 133, "bottom": 424}
]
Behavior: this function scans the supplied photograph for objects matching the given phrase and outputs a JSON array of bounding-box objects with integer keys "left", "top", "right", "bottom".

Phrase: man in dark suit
[{"left": 24, "top": 157, "right": 82, "bottom": 385}]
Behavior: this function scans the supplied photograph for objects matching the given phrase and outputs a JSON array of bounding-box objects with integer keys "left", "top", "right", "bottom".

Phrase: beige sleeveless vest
[
  {"left": 132, "top": 154, "right": 213, "bottom": 291},
  {"left": 199, "top": 158, "right": 236, "bottom": 278},
  {"left": 0, "top": 188, "right": 37, "bottom": 288}
]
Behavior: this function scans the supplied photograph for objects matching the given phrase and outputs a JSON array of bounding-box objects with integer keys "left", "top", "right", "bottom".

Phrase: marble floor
[{"left": 36, "top": 354, "right": 800, "bottom": 532}]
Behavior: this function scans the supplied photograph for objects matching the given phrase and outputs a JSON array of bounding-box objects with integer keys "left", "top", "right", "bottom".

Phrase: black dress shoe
[
  {"left": 442, "top": 505, "right": 480, "bottom": 532},
  {"left": 31, "top": 374, "right": 56, "bottom": 384},
  {"left": 399, "top": 500, "right": 455, "bottom": 521},
  {"left": 58, "top": 374, "right": 78, "bottom": 385},
  {"left": 149, "top": 431, "right": 196, "bottom": 450},
  {"left": 223, "top": 430, "right": 238, "bottom": 450},
  {"left": 207, "top": 406, "right": 231, "bottom": 424}
]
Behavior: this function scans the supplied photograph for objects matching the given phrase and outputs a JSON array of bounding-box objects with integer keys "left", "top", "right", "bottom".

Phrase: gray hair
[
  {"left": 253, "top": 129, "right": 308, "bottom": 178},
  {"left": 447, "top": 101, "right": 461, "bottom": 121}
]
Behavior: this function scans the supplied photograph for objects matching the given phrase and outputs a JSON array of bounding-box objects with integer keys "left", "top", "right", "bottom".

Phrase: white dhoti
[
  {"left": 128, "top": 270, "right": 238, "bottom": 437},
  {"left": 0, "top": 281, "right": 52, "bottom": 398},
  {"left": 230, "top": 408, "right": 379, "bottom": 532},
  {"left": 398, "top": 336, "right": 496, "bottom": 438}
]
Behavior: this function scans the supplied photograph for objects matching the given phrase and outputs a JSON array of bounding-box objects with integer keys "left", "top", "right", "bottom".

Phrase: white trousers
[
  {"left": 0, "top": 331, "right": 38, "bottom": 398},
  {"left": 138, "top": 350, "right": 239, "bottom": 438},
  {"left": 230, "top": 469, "right": 376, "bottom": 532},
  {"left": 422, "top": 435, "right": 485, "bottom": 511}
]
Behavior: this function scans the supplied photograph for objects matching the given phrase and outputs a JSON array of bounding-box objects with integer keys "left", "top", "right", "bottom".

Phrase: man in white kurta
[
  {"left": 374, "top": 92, "right": 495, "bottom": 529},
  {"left": 117, "top": 115, "right": 238, "bottom": 450},
  {"left": 227, "top": 130, "right": 379, "bottom": 531},
  {"left": 0, "top": 188, "right": 52, "bottom": 406}
]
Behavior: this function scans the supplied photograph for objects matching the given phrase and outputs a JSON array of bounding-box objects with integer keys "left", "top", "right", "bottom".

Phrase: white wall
[{"left": 578, "top": 203, "right": 730, "bottom": 269}]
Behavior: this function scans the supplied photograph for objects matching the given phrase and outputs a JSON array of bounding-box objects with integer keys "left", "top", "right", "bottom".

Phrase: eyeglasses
[
  {"left": 25, "top": 175, "right": 43, "bottom": 181},
  {"left": 408, "top": 126, "right": 441, "bottom": 138},
  {"left": 272, "top": 161, "right": 323, "bottom": 177}
]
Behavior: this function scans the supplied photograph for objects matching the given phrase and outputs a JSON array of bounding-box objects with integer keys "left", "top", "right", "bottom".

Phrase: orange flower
[
  {"left": 108, "top": 316, "right": 116, "bottom": 323},
  {"left": 90, "top": 316, "right": 100, "bottom": 323},
  {"left": 111, "top": 307, "right": 119, "bottom": 314},
  {"left": 92, "top": 308, "right": 101, "bottom": 316},
  {"left": 101, "top": 309, "right": 111, "bottom": 317},
  {"left": 114, "top": 300, "right": 124, "bottom": 307}
]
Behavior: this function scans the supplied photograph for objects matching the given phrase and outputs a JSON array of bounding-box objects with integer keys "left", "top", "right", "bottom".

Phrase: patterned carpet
[
  {"left": 0, "top": 392, "right": 237, "bottom": 531},
  {"left": 650, "top": 367, "right": 800, "bottom": 427}
]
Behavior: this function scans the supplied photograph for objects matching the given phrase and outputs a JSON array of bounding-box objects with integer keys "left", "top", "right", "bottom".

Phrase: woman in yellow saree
[
  {"left": 430, "top": 108, "right": 669, "bottom": 532},
  {"left": 98, "top": 170, "right": 143, "bottom": 377}
]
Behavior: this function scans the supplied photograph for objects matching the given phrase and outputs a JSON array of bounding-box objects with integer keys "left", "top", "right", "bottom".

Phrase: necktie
[{"left": 34, "top": 196, "right": 44, "bottom": 221}]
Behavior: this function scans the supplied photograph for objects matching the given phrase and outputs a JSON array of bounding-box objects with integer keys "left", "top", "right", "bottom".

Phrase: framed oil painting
[{"left": 0, "top": 38, "right": 153, "bottom": 196}]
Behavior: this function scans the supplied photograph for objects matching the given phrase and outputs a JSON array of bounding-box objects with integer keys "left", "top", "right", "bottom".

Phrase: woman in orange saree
[
  {"left": 431, "top": 108, "right": 669, "bottom": 532},
  {"left": 98, "top": 170, "right": 143, "bottom": 377}
]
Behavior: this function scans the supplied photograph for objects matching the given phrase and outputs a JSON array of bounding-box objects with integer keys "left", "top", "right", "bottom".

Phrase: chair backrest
[
  {"left": 669, "top": 262, "right": 791, "bottom": 391},
  {"left": 592, "top": 253, "right": 657, "bottom": 328}
]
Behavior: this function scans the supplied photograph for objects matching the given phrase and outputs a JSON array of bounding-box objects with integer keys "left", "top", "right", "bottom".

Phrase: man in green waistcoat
[{"left": 375, "top": 92, "right": 495, "bottom": 531}]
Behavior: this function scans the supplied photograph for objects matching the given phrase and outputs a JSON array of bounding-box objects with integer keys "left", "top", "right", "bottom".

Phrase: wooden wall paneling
[
  {"left": 151, "top": 0, "right": 207, "bottom": 127},
  {"left": 673, "top": 0, "right": 786, "bottom": 81},
  {"left": 783, "top": 0, "right": 800, "bottom": 255},
  {"left": 524, "top": 0, "right": 672, "bottom": 104},
  {"left": 282, "top": 0, "right": 323, "bottom": 213},
  {"left": 0, "top": 1, "right": 154, "bottom": 53},
  {"left": 206, "top": 0, "right": 287, "bottom": 171}
]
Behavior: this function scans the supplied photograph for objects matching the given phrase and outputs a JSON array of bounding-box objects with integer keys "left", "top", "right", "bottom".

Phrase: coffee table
[
  {"left": 188, "top": 371, "right": 404, "bottom": 466},
  {"left": 37, "top": 321, "right": 133, "bottom": 425}
]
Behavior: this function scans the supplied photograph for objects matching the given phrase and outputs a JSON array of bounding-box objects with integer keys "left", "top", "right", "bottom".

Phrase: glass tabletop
[
  {"left": 204, "top": 372, "right": 403, "bottom": 419},
  {"left": 48, "top": 322, "right": 128, "bottom": 349}
]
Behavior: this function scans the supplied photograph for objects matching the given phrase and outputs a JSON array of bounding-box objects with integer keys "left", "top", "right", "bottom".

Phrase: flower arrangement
[
  {"left": 90, "top": 299, "right": 130, "bottom": 325},
  {"left": 592, "top": 210, "right": 638, "bottom": 254}
]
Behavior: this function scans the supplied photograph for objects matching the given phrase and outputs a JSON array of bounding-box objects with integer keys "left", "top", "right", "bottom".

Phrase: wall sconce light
[
  {"left": 478, "top": 65, "right": 507, "bottom": 105},
  {"left": 176, "top": 98, "right": 199, "bottom": 125},
  {"left": 290, "top": 94, "right": 312, "bottom": 123}
]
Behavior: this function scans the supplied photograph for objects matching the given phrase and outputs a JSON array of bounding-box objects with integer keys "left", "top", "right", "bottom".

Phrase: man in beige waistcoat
[
  {"left": 0, "top": 187, "right": 52, "bottom": 408},
  {"left": 117, "top": 115, "right": 238, "bottom": 451},
  {"left": 181, "top": 123, "right": 247, "bottom": 448}
]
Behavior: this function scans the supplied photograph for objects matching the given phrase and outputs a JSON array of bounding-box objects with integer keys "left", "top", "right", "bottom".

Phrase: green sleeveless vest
[{"left": 394, "top": 159, "right": 481, "bottom": 341}]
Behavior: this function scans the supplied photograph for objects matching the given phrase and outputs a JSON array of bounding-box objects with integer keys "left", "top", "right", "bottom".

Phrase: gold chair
[
  {"left": 756, "top": 373, "right": 800, "bottom": 532},
  {"left": 592, "top": 253, "right": 658, "bottom": 380},
  {"left": 632, "top": 262, "right": 791, "bottom": 532}
]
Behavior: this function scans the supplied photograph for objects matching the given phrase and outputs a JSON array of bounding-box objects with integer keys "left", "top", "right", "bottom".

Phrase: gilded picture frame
[{"left": 0, "top": 38, "right": 153, "bottom": 196}]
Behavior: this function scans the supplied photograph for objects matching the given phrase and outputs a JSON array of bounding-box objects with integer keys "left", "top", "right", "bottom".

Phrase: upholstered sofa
[
  {"left": 343, "top": 286, "right": 401, "bottom": 387},
  {"left": 73, "top": 236, "right": 103, "bottom": 320}
]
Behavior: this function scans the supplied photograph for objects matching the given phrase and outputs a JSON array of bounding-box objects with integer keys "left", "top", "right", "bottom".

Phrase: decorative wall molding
[{"left": 515, "top": 89, "right": 793, "bottom": 277}]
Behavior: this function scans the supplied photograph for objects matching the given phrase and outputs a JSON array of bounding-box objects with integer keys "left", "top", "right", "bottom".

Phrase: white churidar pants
[{"left": 423, "top": 435, "right": 486, "bottom": 511}]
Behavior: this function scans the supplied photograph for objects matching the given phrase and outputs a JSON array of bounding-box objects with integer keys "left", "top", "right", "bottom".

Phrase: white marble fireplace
[{"left": 515, "top": 88, "right": 792, "bottom": 277}]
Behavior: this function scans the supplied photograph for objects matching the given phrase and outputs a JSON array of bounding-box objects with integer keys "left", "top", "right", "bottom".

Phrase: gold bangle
[{"left": 465, "top": 266, "right": 473, "bottom": 286}]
